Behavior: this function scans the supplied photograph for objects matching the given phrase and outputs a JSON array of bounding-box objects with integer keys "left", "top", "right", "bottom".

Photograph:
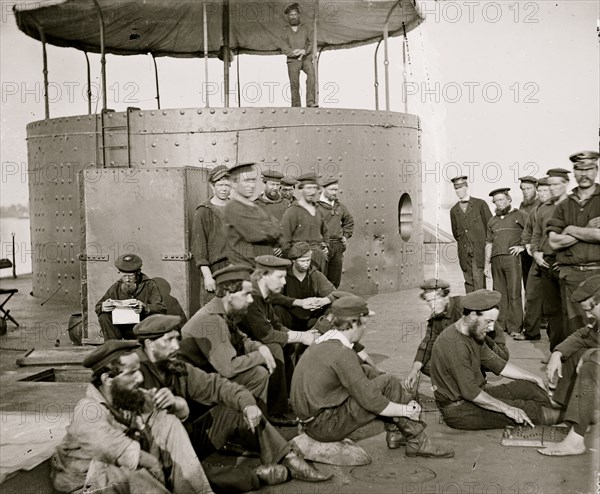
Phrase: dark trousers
[
  {"left": 492, "top": 255, "right": 523, "bottom": 334},
  {"left": 304, "top": 372, "right": 412, "bottom": 442},
  {"left": 187, "top": 405, "right": 290, "bottom": 464},
  {"left": 188, "top": 405, "right": 291, "bottom": 493},
  {"left": 326, "top": 239, "right": 345, "bottom": 288},
  {"left": 309, "top": 245, "right": 328, "bottom": 274},
  {"left": 232, "top": 366, "right": 269, "bottom": 406},
  {"left": 521, "top": 252, "right": 533, "bottom": 289},
  {"left": 553, "top": 348, "right": 588, "bottom": 408},
  {"left": 564, "top": 361, "right": 599, "bottom": 436},
  {"left": 440, "top": 380, "right": 552, "bottom": 430},
  {"left": 265, "top": 343, "right": 291, "bottom": 417},
  {"left": 98, "top": 312, "right": 138, "bottom": 340},
  {"left": 459, "top": 247, "right": 486, "bottom": 293},
  {"left": 559, "top": 267, "right": 597, "bottom": 337},
  {"left": 538, "top": 264, "right": 564, "bottom": 351},
  {"left": 523, "top": 265, "right": 543, "bottom": 338},
  {"left": 287, "top": 58, "right": 315, "bottom": 107}
]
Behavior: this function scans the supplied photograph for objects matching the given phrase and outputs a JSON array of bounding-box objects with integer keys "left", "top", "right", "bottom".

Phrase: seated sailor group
[{"left": 52, "top": 154, "right": 599, "bottom": 492}]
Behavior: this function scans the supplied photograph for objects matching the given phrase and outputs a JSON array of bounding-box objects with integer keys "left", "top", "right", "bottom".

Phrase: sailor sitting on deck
[
  {"left": 134, "top": 314, "right": 332, "bottom": 490},
  {"left": 539, "top": 275, "right": 600, "bottom": 456},
  {"left": 291, "top": 295, "right": 455, "bottom": 458},
  {"left": 404, "top": 278, "right": 509, "bottom": 391},
  {"left": 430, "top": 289, "right": 562, "bottom": 430},
  {"left": 51, "top": 340, "right": 214, "bottom": 494},
  {"left": 95, "top": 254, "right": 167, "bottom": 341}
]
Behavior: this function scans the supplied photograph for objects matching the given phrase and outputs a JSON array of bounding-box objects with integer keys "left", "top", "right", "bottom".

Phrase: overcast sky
[{"left": 1, "top": 1, "right": 598, "bottom": 232}]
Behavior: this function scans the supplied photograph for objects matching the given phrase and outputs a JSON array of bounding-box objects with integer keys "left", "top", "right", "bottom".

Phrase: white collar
[
  {"left": 315, "top": 329, "right": 353, "bottom": 349},
  {"left": 458, "top": 195, "right": 471, "bottom": 203},
  {"left": 319, "top": 192, "right": 334, "bottom": 206}
]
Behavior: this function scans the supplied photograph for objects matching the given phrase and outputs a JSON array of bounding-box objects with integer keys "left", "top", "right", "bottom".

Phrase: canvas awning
[{"left": 14, "top": 0, "right": 423, "bottom": 58}]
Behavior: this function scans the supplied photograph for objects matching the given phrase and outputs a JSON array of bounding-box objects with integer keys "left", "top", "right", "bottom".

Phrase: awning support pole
[
  {"left": 203, "top": 1, "right": 210, "bottom": 108},
  {"left": 222, "top": 0, "right": 230, "bottom": 107},
  {"left": 151, "top": 53, "right": 161, "bottom": 109},
  {"left": 383, "top": 1, "right": 402, "bottom": 111},
  {"left": 236, "top": 49, "right": 241, "bottom": 107},
  {"left": 312, "top": 0, "right": 319, "bottom": 106},
  {"left": 374, "top": 39, "right": 382, "bottom": 111},
  {"left": 84, "top": 52, "right": 92, "bottom": 114},
  {"left": 92, "top": 0, "right": 107, "bottom": 111},
  {"left": 29, "top": 17, "right": 49, "bottom": 119},
  {"left": 39, "top": 28, "right": 49, "bottom": 119}
]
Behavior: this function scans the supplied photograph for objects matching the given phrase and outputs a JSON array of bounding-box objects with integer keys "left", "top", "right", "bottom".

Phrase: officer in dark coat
[{"left": 449, "top": 176, "right": 493, "bottom": 293}]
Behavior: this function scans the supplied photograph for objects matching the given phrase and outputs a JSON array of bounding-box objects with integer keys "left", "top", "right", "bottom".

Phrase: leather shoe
[
  {"left": 397, "top": 418, "right": 454, "bottom": 459},
  {"left": 386, "top": 431, "right": 406, "bottom": 449},
  {"left": 255, "top": 464, "right": 289, "bottom": 485},
  {"left": 512, "top": 333, "right": 527, "bottom": 341},
  {"left": 269, "top": 413, "right": 299, "bottom": 427},
  {"left": 405, "top": 434, "right": 455, "bottom": 458},
  {"left": 282, "top": 451, "right": 333, "bottom": 482}
]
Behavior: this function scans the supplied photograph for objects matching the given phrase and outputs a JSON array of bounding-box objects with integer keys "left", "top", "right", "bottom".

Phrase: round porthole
[{"left": 398, "top": 193, "right": 413, "bottom": 241}]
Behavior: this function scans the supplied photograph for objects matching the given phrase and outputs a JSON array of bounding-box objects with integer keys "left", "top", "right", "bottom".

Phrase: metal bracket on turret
[
  {"left": 78, "top": 254, "right": 109, "bottom": 261},
  {"left": 161, "top": 253, "right": 192, "bottom": 261}
]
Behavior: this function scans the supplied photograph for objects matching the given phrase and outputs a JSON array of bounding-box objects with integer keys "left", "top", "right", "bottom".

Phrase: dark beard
[
  {"left": 226, "top": 307, "right": 248, "bottom": 325},
  {"left": 111, "top": 383, "right": 146, "bottom": 415},
  {"left": 467, "top": 321, "right": 486, "bottom": 343},
  {"left": 156, "top": 358, "right": 188, "bottom": 376},
  {"left": 122, "top": 281, "right": 138, "bottom": 295},
  {"left": 521, "top": 196, "right": 537, "bottom": 208},
  {"left": 265, "top": 189, "right": 281, "bottom": 201},
  {"left": 495, "top": 205, "right": 512, "bottom": 217}
]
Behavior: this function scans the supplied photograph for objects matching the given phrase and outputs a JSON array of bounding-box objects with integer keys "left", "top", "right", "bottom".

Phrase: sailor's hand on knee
[
  {"left": 243, "top": 405, "right": 262, "bottom": 433},
  {"left": 258, "top": 345, "right": 276, "bottom": 374},
  {"left": 404, "top": 369, "right": 420, "bottom": 391},
  {"left": 546, "top": 353, "right": 562, "bottom": 382},
  {"left": 405, "top": 400, "right": 421, "bottom": 420},
  {"left": 152, "top": 387, "right": 176, "bottom": 410}
]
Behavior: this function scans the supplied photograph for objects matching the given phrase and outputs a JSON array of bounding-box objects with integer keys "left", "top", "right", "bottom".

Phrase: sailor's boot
[
  {"left": 395, "top": 418, "right": 454, "bottom": 458},
  {"left": 385, "top": 422, "right": 406, "bottom": 449}
]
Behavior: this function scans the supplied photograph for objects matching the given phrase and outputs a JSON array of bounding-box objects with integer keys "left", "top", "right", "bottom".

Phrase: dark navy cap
[
  {"left": 571, "top": 274, "right": 600, "bottom": 303},
  {"left": 547, "top": 168, "right": 570, "bottom": 181},
  {"left": 83, "top": 340, "right": 140, "bottom": 372},
  {"left": 489, "top": 188, "right": 511, "bottom": 197},
  {"left": 134, "top": 315, "right": 182, "bottom": 341},
  {"left": 254, "top": 255, "right": 292, "bottom": 270},
  {"left": 462, "top": 289, "right": 501, "bottom": 311},
  {"left": 208, "top": 165, "right": 230, "bottom": 183},
  {"left": 420, "top": 278, "right": 450, "bottom": 290},
  {"left": 288, "top": 242, "right": 311, "bottom": 260},
  {"left": 519, "top": 176, "right": 538, "bottom": 185},
  {"left": 331, "top": 295, "right": 375, "bottom": 318},
  {"left": 115, "top": 254, "right": 142, "bottom": 273},
  {"left": 213, "top": 265, "right": 253, "bottom": 284}
]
